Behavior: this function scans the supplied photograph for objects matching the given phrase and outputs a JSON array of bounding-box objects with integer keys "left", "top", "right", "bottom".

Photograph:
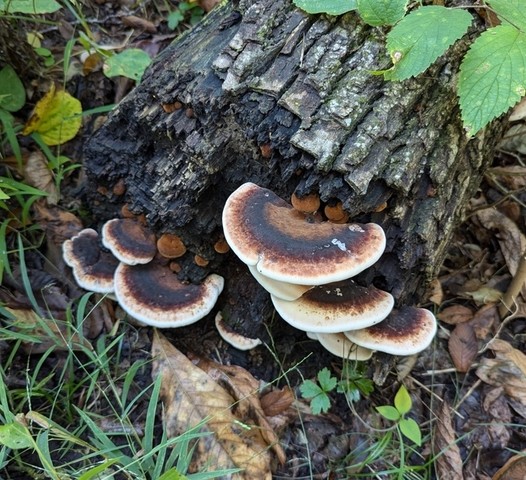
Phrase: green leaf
[
  {"left": 0, "top": 0, "right": 61, "bottom": 13},
  {"left": 0, "top": 65, "right": 25, "bottom": 112},
  {"left": 487, "top": 0, "right": 526, "bottom": 30},
  {"left": 385, "top": 6, "right": 472, "bottom": 81},
  {"left": 399, "top": 417, "right": 422, "bottom": 446},
  {"left": 293, "top": 0, "right": 357, "bottom": 15},
  {"left": 317, "top": 367, "right": 337, "bottom": 392},
  {"left": 104, "top": 49, "right": 151, "bottom": 82},
  {"left": 0, "top": 422, "right": 33, "bottom": 449},
  {"left": 299, "top": 379, "right": 323, "bottom": 399},
  {"left": 157, "top": 468, "right": 189, "bottom": 480},
  {"left": 168, "top": 10, "right": 184, "bottom": 30},
  {"left": 376, "top": 405, "right": 400, "bottom": 421},
  {"left": 310, "top": 392, "right": 331, "bottom": 414},
  {"left": 356, "top": 0, "right": 408, "bottom": 27},
  {"left": 394, "top": 384, "right": 412, "bottom": 415},
  {"left": 458, "top": 25, "right": 526, "bottom": 136}
]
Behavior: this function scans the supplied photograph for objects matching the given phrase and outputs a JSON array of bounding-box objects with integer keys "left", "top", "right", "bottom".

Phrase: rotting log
[{"left": 83, "top": 0, "right": 506, "bottom": 338}]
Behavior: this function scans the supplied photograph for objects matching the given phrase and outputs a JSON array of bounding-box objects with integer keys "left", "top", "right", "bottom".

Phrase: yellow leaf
[{"left": 23, "top": 83, "right": 82, "bottom": 146}]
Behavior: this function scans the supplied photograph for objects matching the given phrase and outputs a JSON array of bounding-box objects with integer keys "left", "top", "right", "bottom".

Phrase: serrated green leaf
[
  {"left": 310, "top": 392, "right": 331, "bottom": 414},
  {"left": 487, "top": 0, "right": 526, "bottom": 31},
  {"left": 104, "top": 49, "right": 151, "bottom": 82},
  {"left": 458, "top": 25, "right": 526, "bottom": 136},
  {"left": 376, "top": 405, "right": 400, "bottom": 421},
  {"left": 394, "top": 384, "right": 412, "bottom": 415},
  {"left": 293, "top": 0, "right": 357, "bottom": 15},
  {"left": 385, "top": 6, "right": 472, "bottom": 81},
  {"left": 300, "top": 379, "right": 323, "bottom": 399},
  {"left": 399, "top": 417, "right": 422, "bottom": 446},
  {"left": 0, "top": 65, "right": 25, "bottom": 112},
  {"left": 317, "top": 367, "right": 337, "bottom": 391},
  {"left": 0, "top": 0, "right": 61, "bottom": 13},
  {"left": 356, "top": 0, "right": 408, "bottom": 27}
]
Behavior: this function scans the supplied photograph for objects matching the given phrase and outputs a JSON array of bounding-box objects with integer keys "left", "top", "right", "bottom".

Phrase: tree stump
[{"left": 83, "top": 0, "right": 505, "bottom": 337}]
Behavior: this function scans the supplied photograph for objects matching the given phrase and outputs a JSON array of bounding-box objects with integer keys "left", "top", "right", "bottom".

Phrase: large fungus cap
[
  {"left": 271, "top": 281, "right": 394, "bottom": 333},
  {"left": 311, "top": 332, "right": 374, "bottom": 360},
  {"left": 222, "top": 182, "right": 386, "bottom": 285},
  {"left": 114, "top": 261, "right": 224, "bottom": 328},
  {"left": 247, "top": 265, "right": 312, "bottom": 301},
  {"left": 102, "top": 218, "right": 157, "bottom": 265},
  {"left": 344, "top": 306, "right": 437, "bottom": 355},
  {"left": 62, "top": 228, "right": 118, "bottom": 293}
]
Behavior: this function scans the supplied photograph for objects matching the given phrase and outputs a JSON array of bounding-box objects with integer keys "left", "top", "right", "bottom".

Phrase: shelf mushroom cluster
[
  {"left": 62, "top": 219, "right": 224, "bottom": 328},
  {"left": 222, "top": 182, "right": 437, "bottom": 359}
]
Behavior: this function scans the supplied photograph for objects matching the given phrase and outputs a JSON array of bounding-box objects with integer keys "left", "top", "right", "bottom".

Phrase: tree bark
[{"left": 83, "top": 0, "right": 505, "bottom": 336}]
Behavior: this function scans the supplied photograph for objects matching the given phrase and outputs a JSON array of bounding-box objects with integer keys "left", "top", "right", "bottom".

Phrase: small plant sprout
[
  {"left": 376, "top": 384, "right": 422, "bottom": 447},
  {"left": 300, "top": 367, "right": 338, "bottom": 414},
  {"left": 337, "top": 361, "right": 374, "bottom": 403}
]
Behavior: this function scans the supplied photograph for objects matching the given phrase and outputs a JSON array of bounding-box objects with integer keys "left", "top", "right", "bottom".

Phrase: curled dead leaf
[
  {"left": 448, "top": 323, "right": 478, "bottom": 372},
  {"left": 437, "top": 305, "right": 474, "bottom": 325},
  {"left": 23, "top": 151, "right": 58, "bottom": 204},
  {"left": 493, "top": 450, "right": 526, "bottom": 480},
  {"left": 260, "top": 388, "right": 294, "bottom": 418}
]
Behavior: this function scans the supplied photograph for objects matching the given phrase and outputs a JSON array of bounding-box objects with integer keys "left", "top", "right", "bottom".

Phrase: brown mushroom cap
[
  {"left": 312, "top": 332, "right": 374, "bottom": 360},
  {"left": 222, "top": 183, "right": 386, "bottom": 285},
  {"left": 62, "top": 228, "right": 118, "bottom": 293},
  {"left": 344, "top": 306, "right": 437, "bottom": 355},
  {"left": 114, "top": 261, "right": 224, "bottom": 328},
  {"left": 271, "top": 281, "right": 394, "bottom": 333},
  {"left": 102, "top": 218, "right": 157, "bottom": 265},
  {"left": 247, "top": 265, "right": 312, "bottom": 301},
  {"left": 291, "top": 192, "right": 320, "bottom": 214}
]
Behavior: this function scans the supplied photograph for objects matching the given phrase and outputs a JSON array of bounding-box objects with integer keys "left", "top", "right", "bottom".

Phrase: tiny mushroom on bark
[
  {"left": 102, "top": 218, "right": 157, "bottom": 265},
  {"left": 271, "top": 281, "right": 394, "bottom": 333},
  {"left": 157, "top": 233, "right": 186, "bottom": 259},
  {"left": 312, "top": 332, "right": 375, "bottom": 361},
  {"left": 114, "top": 261, "right": 224, "bottom": 328},
  {"left": 222, "top": 182, "right": 386, "bottom": 285},
  {"left": 215, "top": 312, "right": 262, "bottom": 350},
  {"left": 290, "top": 192, "right": 320, "bottom": 214},
  {"left": 344, "top": 306, "right": 437, "bottom": 355},
  {"left": 62, "top": 228, "right": 119, "bottom": 293}
]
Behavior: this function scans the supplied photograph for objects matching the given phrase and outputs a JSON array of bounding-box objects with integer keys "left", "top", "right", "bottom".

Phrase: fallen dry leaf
[
  {"left": 32, "top": 202, "right": 83, "bottom": 247},
  {"left": 260, "top": 388, "right": 294, "bottom": 418},
  {"left": 437, "top": 305, "right": 474, "bottom": 325},
  {"left": 476, "top": 339, "right": 526, "bottom": 407},
  {"left": 493, "top": 450, "right": 526, "bottom": 480},
  {"left": 448, "top": 323, "right": 478, "bottom": 372},
  {"left": 24, "top": 150, "right": 58, "bottom": 204},
  {"left": 151, "top": 331, "right": 274, "bottom": 479},
  {"left": 432, "top": 397, "right": 463, "bottom": 480},
  {"left": 469, "top": 304, "right": 498, "bottom": 340},
  {"left": 192, "top": 355, "right": 286, "bottom": 465},
  {"left": 122, "top": 15, "right": 157, "bottom": 33}
]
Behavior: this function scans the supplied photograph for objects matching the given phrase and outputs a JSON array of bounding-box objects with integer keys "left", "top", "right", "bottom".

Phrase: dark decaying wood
[{"left": 83, "top": 0, "right": 505, "bottom": 337}]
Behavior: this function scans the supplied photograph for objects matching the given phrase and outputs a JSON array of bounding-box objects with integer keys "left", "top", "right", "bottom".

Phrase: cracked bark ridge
[{"left": 83, "top": 0, "right": 505, "bottom": 337}]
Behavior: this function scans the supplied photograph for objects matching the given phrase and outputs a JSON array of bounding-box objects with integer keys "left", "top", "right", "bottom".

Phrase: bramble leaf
[
  {"left": 104, "top": 49, "right": 151, "bottom": 82},
  {"left": 394, "top": 384, "right": 412, "bottom": 415},
  {"left": 487, "top": 0, "right": 526, "bottom": 30},
  {"left": 0, "top": 0, "right": 61, "bottom": 13},
  {"left": 0, "top": 65, "right": 25, "bottom": 112},
  {"left": 356, "top": 0, "right": 407, "bottom": 27},
  {"left": 385, "top": 6, "right": 472, "bottom": 81},
  {"left": 293, "top": 0, "right": 357, "bottom": 15},
  {"left": 22, "top": 83, "right": 82, "bottom": 146},
  {"left": 399, "top": 417, "right": 422, "bottom": 446},
  {"left": 458, "top": 25, "right": 526, "bottom": 136}
]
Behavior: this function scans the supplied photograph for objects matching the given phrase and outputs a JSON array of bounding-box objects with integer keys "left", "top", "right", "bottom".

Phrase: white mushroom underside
[{"left": 248, "top": 265, "right": 312, "bottom": 301}]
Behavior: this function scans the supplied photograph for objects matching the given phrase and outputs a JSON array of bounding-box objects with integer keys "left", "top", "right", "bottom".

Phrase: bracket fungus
[
  {"left": 62, "top": 228, "right": 119, "bottom": 293},
  {"left": 247, "top": 265, "right": 312, "bottom": 301},
  {"left": 63, "top": 219, "right": 225, "bottom": 331},
  {"left": 344, "top": 307, "right": 437, "bottom": 355},
  {"left": 215, "top": 312, "right": 262, "bottom": 350},
  {"left": 102, "top": 218, "right": 157, "bottom": 265},
  {"left": 114, "top": 261, "right": 224, "bottom": 328},
  {"left": 271, "top": 282, "right": 394, "bottom": 333},
  {"left": 312, "top": 332, "right": 374, "bottom": 361},
  {"left": 222, "top": 182, "right": 386, "bottom": 285}
]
